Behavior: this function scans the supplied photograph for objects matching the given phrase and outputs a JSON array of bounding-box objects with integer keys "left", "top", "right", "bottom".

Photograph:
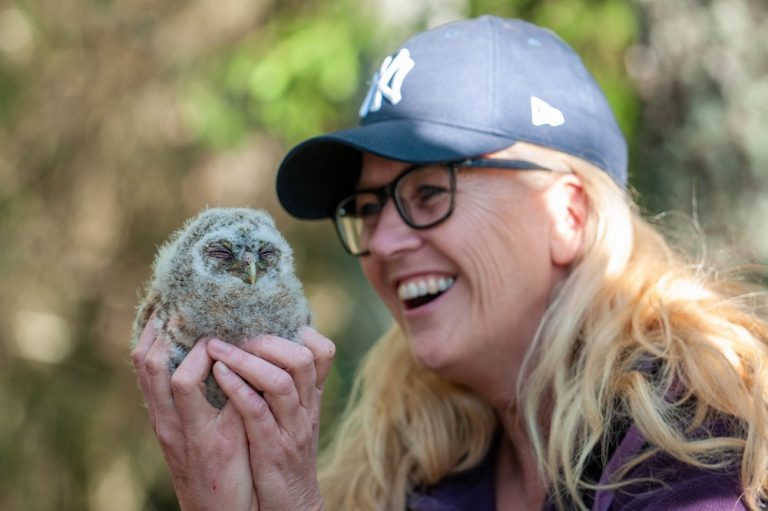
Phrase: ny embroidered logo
[
  {"left": 359, "top": 49, "right": 415, "bottom": 118},
  {"left": 530, "top": 96, "right": 565, "bottom": 127}
]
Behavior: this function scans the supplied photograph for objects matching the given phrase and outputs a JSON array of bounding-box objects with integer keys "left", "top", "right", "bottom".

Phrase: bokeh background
[{"left": 0, "top": 0, "right": 766, "bottom": 509}]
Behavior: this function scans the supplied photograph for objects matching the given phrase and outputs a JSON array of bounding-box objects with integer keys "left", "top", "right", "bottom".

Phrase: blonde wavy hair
[{"left": 318, "top": 146, "right": 768, "bottom": 510}]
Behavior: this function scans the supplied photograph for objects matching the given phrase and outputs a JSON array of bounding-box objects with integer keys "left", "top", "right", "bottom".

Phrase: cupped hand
[
  {"left": 206, "top": 327, "right": 336, "bottom": 511},
  {"left": 131, "top": 320, "right": 257, "bottom": 511}
]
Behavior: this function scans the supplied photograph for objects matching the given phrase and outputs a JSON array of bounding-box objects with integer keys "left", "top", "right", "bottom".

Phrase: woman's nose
[{"left": 366, "top": 200, "right": 422, "bottom": 257}]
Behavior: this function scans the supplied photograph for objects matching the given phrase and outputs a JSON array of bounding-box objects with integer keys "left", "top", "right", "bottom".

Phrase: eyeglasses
[{"left": 333, "top": 158, "right": 553, "bottom": 256}]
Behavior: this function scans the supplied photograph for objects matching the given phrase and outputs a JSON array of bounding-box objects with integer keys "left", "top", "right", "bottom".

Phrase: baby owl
[{"left": 131, "top": 207, "right": 311, "bottom": 408}]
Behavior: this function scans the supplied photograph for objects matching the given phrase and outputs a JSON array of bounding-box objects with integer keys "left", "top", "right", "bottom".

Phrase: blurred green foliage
[
  {"left": 0, "top": 0, "right": 765, "bottom": 509},
  {"left": 184, "top": 11, "right": 372, "bottom": 147}
]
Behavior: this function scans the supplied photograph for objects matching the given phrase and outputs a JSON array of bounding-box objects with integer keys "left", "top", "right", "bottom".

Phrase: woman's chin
[{"left": 406, "top": 333, "right": 457, "bottom": 374}]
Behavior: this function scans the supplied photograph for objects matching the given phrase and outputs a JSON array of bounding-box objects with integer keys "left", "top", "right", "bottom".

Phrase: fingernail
[
  {"left": 215, "top": 361, "right": 230, "bottom": 375},
  {"left": 208, "top": 338, "right": 226, "bottom": 354}
]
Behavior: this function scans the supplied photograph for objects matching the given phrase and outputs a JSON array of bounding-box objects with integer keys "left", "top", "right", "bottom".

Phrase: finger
[
  {"left": 215, "top": 389, "right": 247, "bottom": 437},
  {"left": 131, "top": 319, "right": 162, "bottom": 422},
  {"left": 212, "top": 360, "right": 279, "bottom": 435},
  {"left": 239, "top": 335, "right": 317, "bottom": 410},
  {"left": 208, "top": 339, "right": 303, "bottom": 429},
  {"left": 143, "top": 330, "right": 176, "bottom": 416},
  {"left": 212, "top": 360, "right": 310, "bottom": 484},
  {"left": 171, "top": 340, "right": 216, "bottom": 425},
  {"left": 299, "top": 327, "right": 336, "bottom": 388},
  {"left": 131, "top": 315, "right": 159, "bottom": 370}
]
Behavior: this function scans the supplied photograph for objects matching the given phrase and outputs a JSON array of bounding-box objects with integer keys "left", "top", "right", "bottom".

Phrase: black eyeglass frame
[{"left": 333, "top": 158, "right": 553, "bottom": 256}]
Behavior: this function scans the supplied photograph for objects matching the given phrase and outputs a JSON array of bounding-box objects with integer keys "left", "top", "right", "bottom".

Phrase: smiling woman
[
  {"left": 131, "top": 15, "right": 768, "bottom": 511},
  {"left": 275, "top": 16, "right": 768, "bottom": 511},
  {"left": 312, "top": 143, "right": 768, "bottom": 511}
]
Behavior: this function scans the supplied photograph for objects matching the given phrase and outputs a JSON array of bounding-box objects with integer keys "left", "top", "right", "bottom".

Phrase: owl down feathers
[{"left": 131, "top": 207, "right": 311, "bottom": 408}]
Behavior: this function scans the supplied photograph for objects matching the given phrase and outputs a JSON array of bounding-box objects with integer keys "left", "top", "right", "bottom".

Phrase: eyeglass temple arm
[{"left": 456, "top": 158, "right": 553, "bottom": 172}]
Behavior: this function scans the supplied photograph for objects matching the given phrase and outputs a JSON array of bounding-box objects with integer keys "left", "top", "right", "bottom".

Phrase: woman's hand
[
  {"left": 206, "top": 327, "right": 335, "bottom": 511},
  {"left": 131, "top": 320, "right": 257, "bottom": 511}
]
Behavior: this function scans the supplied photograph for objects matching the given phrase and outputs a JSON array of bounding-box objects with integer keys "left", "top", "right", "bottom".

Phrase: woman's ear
[{"left": 547, "top": 174, "right": 587, "bottom": 267}]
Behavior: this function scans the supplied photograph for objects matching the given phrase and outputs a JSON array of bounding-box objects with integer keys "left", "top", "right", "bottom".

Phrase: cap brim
[{"left": 276, "top": 119, "right": 520, "bottom": 219}]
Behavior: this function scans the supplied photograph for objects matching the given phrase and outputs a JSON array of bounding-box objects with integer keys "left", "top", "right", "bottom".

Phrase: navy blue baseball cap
[{"left": 277, "top": 16, "right": 628, "bottom": 219}]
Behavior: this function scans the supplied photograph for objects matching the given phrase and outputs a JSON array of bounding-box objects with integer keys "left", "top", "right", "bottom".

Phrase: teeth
[{"left": 397, "top": 276, "right": 455, "bottom": 301}]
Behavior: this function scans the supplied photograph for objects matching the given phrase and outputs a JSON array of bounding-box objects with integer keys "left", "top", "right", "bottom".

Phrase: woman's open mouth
[{"left": 397, "top": 275, "right": 455, "bottom": 310}]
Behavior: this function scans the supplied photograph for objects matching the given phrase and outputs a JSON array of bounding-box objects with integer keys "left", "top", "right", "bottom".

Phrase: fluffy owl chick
[{"left": 131, "top": 207, "right": 311, "bottom": 409}]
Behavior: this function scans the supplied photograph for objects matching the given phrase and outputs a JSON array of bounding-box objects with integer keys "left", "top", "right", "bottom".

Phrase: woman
[{"left": 131, "top": 16, "right": 768, "bottom": 510}]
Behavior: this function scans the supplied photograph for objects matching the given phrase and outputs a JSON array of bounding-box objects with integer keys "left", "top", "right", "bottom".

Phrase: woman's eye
[
  {"left": 357, "top": 201, "right": 381, "bottom": 218},
  {"left": 416, "top": 185, "right": 448, "bottom": 202},
  {"left": 206, "top": 248, "right": 233, "bottom": 260}
]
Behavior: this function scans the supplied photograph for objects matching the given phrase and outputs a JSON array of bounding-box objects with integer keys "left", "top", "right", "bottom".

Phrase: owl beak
[
  {"left": 240, "top": 251, "right": 258, "bottom": 285},
  {"left": 248, "top": 259, "right": 257, "bottom": 285}
]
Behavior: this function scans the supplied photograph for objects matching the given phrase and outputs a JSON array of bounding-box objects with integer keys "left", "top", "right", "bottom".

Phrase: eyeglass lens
[{"left": 335, "top": 164, "right": 454, "bottom": 254}]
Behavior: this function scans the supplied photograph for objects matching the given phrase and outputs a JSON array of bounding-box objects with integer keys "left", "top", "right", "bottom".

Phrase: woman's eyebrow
[{"left": 355, "top": 163, "right": 417, "bottom": 190}]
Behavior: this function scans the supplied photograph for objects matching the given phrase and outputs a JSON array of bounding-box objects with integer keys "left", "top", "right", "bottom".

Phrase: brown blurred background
[{"left": 0, "top": 0, "right": 765, "bottom": 509}]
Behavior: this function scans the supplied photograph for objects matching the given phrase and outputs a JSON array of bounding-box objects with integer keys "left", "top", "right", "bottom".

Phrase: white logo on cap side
[
  {"left": 530, "top": 96, "right": 565, "bottom": 127},
  {"left": 359, "top": 49, "right": 415, "bottom": 118}
]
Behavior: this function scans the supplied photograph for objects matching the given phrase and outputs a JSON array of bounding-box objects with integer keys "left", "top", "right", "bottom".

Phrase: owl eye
[
  {"left": 206, "top": 247, "right": 234, "bottom": 260},
  {"left": 259, "top": 248, "right": 278, "bottom": 263}
]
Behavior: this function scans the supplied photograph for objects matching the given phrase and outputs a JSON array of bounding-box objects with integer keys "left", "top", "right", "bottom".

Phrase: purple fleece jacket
[{"left": 406, "top": 424, "right": 749, "bottom": 511}]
